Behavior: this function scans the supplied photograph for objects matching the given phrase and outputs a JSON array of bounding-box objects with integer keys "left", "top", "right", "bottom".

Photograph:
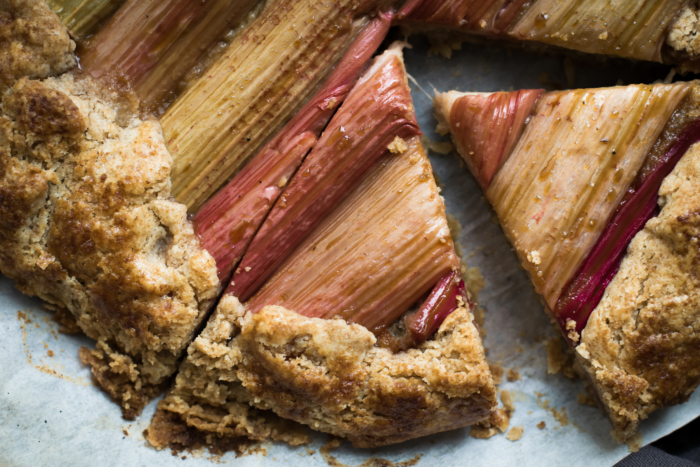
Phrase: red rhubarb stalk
[
  {"left": 377, "top": 270, "right": 468, "bottom": 352},
  {"left": 229, "top": 45, "right": 421, "bottom": 302},
  {"left": 396, "top": 0, "right": 531, "bottom": 34},
  {"left": 555, "top": 118, "right": 700, "bottom": 341},
  {"left": 406, "top": 270, "right": 467, "bottom": 341},
  {"left": 450, "top": 90, "right": 542, "bottom": 189},
  {"left": 193, "top": 12, "right": 393, "bottom": 284}
]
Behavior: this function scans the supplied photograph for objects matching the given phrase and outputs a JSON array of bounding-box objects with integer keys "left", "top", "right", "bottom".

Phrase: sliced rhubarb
[
  {"left": 228, "top": 43, "right": 421, "bottom": 302},
  {"left": 376, "top": 270, "right": 468, "bottom": 352},
  {"left": 79, "top": 0, "right": 260, "bottom": 112},
  {"left": 448, "top": 90, "right": 542, "bottom": 189},
  {"left": 486, "top": 84, "right": 689, "bottom": 309},
  {"left": 47, "top": 0, "right": 125, "bottom": 38},
  {"left": 509, "top": 0, "right": 685, "bottom": 62},
  {"left": 162, "top": 0, "right": 390, "bottom": 211},
  {"left": 246, "top": 134, "right": 461, "bottom": 338},
  {"left": 193, "top": 12, "right": 393, "bottom": 283},
  {"left": 396, "top": 0, "right": 530, "bottom": 34},
  {"left": 555, "top": 117, "right": 700, "bottom": 339}
]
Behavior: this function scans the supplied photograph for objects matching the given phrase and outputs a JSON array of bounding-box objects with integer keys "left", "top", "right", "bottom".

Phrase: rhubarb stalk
[
  {"left": 445, "top": 90, "right": 542, "bottom": 189},
  {"left": 47, "top": 0, "right": 125, "bottom": 38},
  {"left": 397, "top": 0, "right": 530, "bottom": 35},
  {"left": 246, "top": 134, "right": 462, "bottom": 337},
  {"left": 487, "top": 84, "right": 689, "bottom": 309},
  {"left": 509, "top": 0, "right": 686, "bottom": 62},
  {"left": 193, "top": 12, "right": 393, "bottom": 284},
  {"left": 555, "top": 114, "right": 700, "bottom": 338},
  {"left": 79, "top": 0, "right": 261, "bottom": 113},
  {"left": 162, "top": 0, "right": 390, "bottom": 211},
  {"left": 377, "top": 270, "right": 468, "bottom": 352},
  {"left": 229, "top": 43, "right": 421, "bottom": 302}
]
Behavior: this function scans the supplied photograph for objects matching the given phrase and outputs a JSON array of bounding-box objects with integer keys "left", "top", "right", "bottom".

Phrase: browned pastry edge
[
  {"left": 0, "top": 70, "right": 219, "bottom": 417},
  {"left": 147, "top": 295, "right": 496, "bottom": 449},
  {"left": 577, "top": 141, "right": 700, "bottom": 441},
  {"left": 0, "top": 0, "right": 76, "bottom": 94}
]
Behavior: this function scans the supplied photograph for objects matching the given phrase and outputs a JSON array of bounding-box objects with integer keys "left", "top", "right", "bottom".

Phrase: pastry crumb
[
  {"left": 537, "top": 421, "right": 546, "bottom": 430},
  {"left": 527, "top": 250, "right": 541, "bottom": 265},
  {"left": 490, "top": 363, "right": 504, "bottom": 384},
  {"left": 506, "top": 369, "right": 521, "bottom": 382},
  {"left": 577, "top": 393, "right": 597, "bottom": 407},
  {"left": 626, "top": 432, "right": 643, "bottom": 453},
  {"left": 469, "top": 423, "right": 499, "bottom": 439},
  {"left": 388, "top": 136, "right": 408, "bottom": 154},
  {"left": 506, "top": 426, "right": 523, "bottom": 441}
]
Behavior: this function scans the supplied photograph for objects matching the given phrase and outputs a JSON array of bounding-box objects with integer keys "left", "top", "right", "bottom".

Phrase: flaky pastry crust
[
  {"left": 0, "top": 74, "right": 219, "bottom": 417},
  {"left": 0, "top": 0, "right": 75, "bottom": 94},
  {"left": 147, "top": 295, "right": 496, "bottom": 449},
  {"left": 578, "top": 141, "right": 700, "bottom": 441}
]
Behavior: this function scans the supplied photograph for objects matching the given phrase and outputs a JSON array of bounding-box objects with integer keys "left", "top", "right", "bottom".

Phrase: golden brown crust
[
  {"left": 0, "top": 74, "right": 219, "bottom": 416},
  {"left": 578, "top": 141, "right": 700, "bottom": 441},
  {"left": 150, "top": 295, "right": 496, "bottom": 449},
  {"left": 0, "top": 0, "right": 75, "bottom": 94}
]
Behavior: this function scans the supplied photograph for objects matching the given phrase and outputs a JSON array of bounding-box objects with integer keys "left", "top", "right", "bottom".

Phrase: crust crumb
[
  {"left": 537, "top": 421, "right": 546, "bottom": 430},
  {"left": 388, "top": 136, "right": 408, "bottom": 154},
  {"left": 626, "top": 432, "right": 643, "bottom": 453},
  {"left": 506, "top": 369, "right": 521, "bottom": 382},
  {"left": 565, "top": 319, "right": 580, "bottom": 343},
  {"left": 577, "top": 393, "right": 597, "bottom": 407},
  {"left": 506, "top": 426, "right": 523, "bottom": 442},
  {"left": 490, "top": 363, "right": 504, "bottom": 384}
]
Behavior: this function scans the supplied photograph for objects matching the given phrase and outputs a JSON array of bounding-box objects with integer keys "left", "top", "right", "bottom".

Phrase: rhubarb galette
[
  {"left": 1, "top": 0, "right": 496, "bottom": 448},
  {"left": 435, "top": 83, "right": 700, "bottom": 441}
]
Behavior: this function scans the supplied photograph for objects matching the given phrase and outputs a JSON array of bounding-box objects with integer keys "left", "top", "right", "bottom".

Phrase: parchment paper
[{"left": 2, "top": 34, "right": 699, "bottom": 467}]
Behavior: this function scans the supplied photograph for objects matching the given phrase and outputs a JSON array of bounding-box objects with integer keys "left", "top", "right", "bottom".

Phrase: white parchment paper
[{"left": 2, "top": 35, "right": 699, "bottom": 467}]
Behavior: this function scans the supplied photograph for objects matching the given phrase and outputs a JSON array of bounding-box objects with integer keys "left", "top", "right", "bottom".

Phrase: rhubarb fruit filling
[{"left": 436, "top": 82, "right": 700, "bottom": 440}]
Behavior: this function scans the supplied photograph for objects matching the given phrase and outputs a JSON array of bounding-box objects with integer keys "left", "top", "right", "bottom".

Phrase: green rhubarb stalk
[
  {"left": 162, "top": 0, "right": 391, "bottom": 211},
  {"left": 47, "top": 0, "right": 125, "bottom": 38},
  {"left": 79, "top": 0, "right": 261, "bottom": 113}
]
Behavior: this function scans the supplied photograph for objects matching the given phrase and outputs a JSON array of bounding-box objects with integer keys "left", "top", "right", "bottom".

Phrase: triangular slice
[
  {"left": 435, "top": 82, "right": 700, "bottom": 441},
  {"left": 147, "top": 44, "right": 496, "bottom": 450}
]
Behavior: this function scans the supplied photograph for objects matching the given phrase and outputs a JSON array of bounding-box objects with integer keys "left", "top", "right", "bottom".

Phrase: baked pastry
[
  {"left": 146, "top": 44, "right": 496, "bottom": 449},
  {"left": 397, "top": 0, "right": 700, "bottom": 72},
  {"left": 435, "top": 82, "right": 700, "bottom": 440},
  {"left": 0, "top": 71, "right": 220, "bottom": 418}
]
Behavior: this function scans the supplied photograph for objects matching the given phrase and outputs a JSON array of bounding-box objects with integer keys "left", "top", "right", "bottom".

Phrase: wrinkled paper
[{"left": 2, "top": 35, "right": 699, "bottom": 467}]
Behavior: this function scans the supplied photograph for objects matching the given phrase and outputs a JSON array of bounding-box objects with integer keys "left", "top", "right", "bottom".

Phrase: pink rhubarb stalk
[
  {"left": 193, "top": 12, "right": 393, "bottom": 284},
  {"left": 449, "top": 90, "right": 542, "bottom": 189},
  {"left": 228, "top": 43, "right": 421, "bottom": 302},
  {"left": 396, "top": 0, "right": 531, "bottom": 34},
  {"left": 554, "top": 118, "right": 700, "bottom": 340},
  {"left": 79, "top": 0, "right": 260, "bottom": 111}
]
